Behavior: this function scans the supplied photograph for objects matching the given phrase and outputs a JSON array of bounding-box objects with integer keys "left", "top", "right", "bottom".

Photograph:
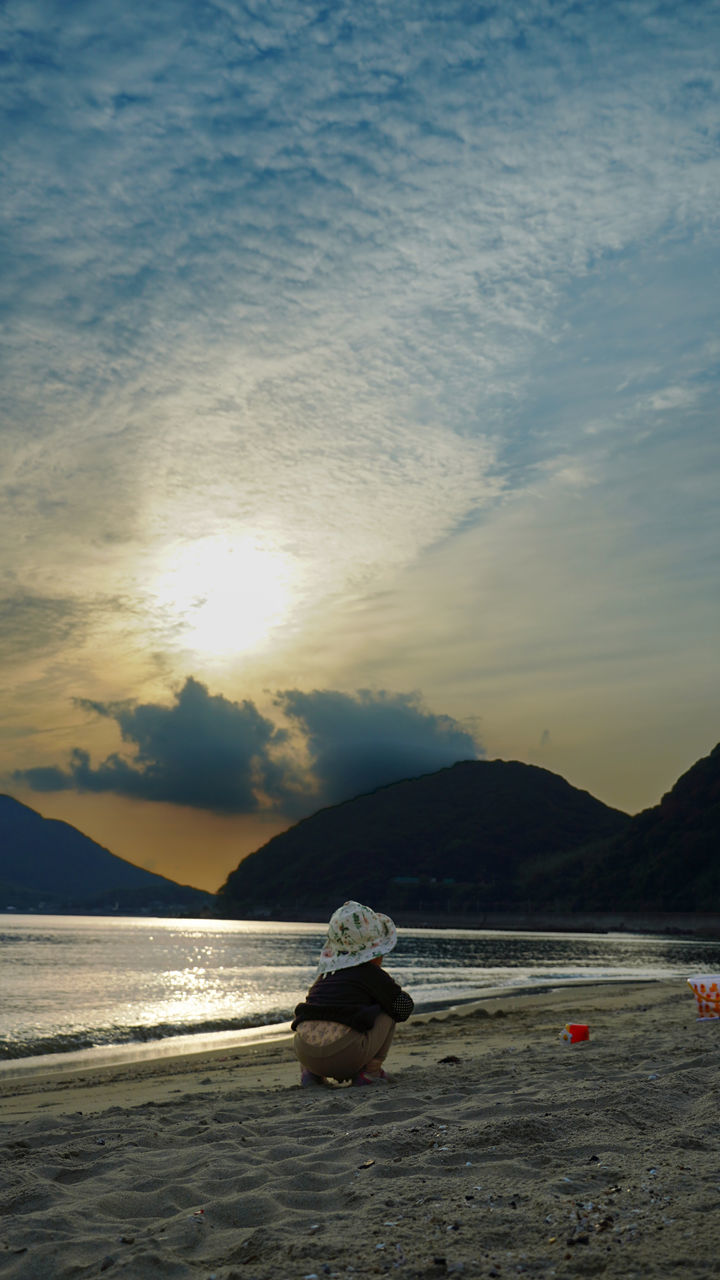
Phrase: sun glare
[{"left": 149, "top": 535, "right": 297, "bottom": 657}]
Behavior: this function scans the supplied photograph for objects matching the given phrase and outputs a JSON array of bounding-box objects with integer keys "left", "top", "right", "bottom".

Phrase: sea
[{"left": 2, "top": 914, "right": 720, "bottom": 1076}]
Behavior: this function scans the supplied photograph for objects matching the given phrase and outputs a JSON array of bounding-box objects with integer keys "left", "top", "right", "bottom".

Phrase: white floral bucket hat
[{"left": 316, "top": 900, "right": 398, "bottom": 977}]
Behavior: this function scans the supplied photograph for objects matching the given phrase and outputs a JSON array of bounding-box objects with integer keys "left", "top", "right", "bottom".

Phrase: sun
[{"left": 149, "top": 535, "right": 298, "bottom": 657}]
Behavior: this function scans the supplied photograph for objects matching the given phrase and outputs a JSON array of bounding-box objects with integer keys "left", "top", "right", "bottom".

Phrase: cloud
[
  {"left": 3, "top": 0, "right": 718, "bottom": 622},
  {"left": 2, "top": 0, "right": 719, "bottom": 826},
  {"left": 15, "top": 678, "right": 284, "bottom": 813},
  {"left": 277, "top": 687, "right": 482, "bottom": 807},
  {"left": 0, "top": 594, "right": 87, "bottom": 662},
  {"left": 14, "top": 678, "right": 483, "bottom": 814},
  {"left": 646, "top": 386, "right": 700, "bottom": 413}
]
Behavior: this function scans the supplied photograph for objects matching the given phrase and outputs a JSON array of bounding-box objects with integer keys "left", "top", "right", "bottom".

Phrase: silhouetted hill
[
  {"left": 218, "top": 758, "right": 631, "bottom": 917},
  {"left": 527, "top": 743, "right": 720, "bottom": 911},
  {"left": 0, "top": 794, "right": 213, "bottom": 914}
]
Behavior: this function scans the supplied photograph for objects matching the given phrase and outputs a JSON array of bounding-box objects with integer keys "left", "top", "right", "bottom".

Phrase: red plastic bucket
[{"left": 560, "top": 1023, "right": 589, "bottom": 1043}]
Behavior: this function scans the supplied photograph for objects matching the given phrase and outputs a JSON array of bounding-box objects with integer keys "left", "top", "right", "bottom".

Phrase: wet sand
[{"left": 1, "top": 979, "right": 717, "bottom": 1278}]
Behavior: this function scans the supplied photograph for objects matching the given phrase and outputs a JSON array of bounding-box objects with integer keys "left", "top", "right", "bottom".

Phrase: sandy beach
[{"left": 1, "top": 979, "right": 717, "bottom": 1278}]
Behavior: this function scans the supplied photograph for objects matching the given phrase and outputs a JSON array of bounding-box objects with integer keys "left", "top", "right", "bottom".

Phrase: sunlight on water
[
  {"left": 0, "top": 917, "right": 325, "bottom": 1057},
  {"left": 2, "top": 915, "right": 720, "bottom": 1065}
]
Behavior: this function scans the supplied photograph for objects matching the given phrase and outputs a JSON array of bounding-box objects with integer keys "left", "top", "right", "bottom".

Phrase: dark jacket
[{"left": 291, "top": 961, "right": 414, "bottom": 1033}]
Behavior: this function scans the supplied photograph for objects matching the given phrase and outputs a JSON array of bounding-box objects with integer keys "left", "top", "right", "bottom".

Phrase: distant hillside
[
  {"left": 0, "top": 794, "right": 213, "bottom": 914},
  {"left": 525, "top": 742, "right": 720, "bottom": 911},
  {"left": 218, "top": 758, "right": 631, "bottom": 917}
]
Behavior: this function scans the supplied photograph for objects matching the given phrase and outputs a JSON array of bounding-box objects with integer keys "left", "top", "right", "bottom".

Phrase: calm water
[{"left": 2, "top": 914, "right": 719, "bottom": 1064}]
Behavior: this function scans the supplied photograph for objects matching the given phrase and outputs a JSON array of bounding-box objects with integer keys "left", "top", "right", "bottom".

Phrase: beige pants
[{"left": 293, "top": 1013, "right": 395, "bottom": 1082}]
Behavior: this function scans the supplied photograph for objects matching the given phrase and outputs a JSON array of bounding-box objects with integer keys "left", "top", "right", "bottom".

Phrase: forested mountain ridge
[
  {"left": 5, "top": 741, "right": 718, "bottom": 919},
  {"left": 218, "top": 758, "right": 632, "bottom": 917},
  {"left": 526, "top": 742, "right": 720, "bottom": 911},
  {"left": 0, "top": 794, "right": 212, "bottom": 914}
]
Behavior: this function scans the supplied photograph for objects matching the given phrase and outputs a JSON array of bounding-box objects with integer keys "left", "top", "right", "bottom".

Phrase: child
[{"left": 292, "top": 900, "right": 414, "bottom": 1086}]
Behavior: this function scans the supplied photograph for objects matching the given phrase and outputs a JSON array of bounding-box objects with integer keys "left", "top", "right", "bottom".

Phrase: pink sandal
[{"left": 352, "top": 1068, "right": 390, "bottom": 1086}]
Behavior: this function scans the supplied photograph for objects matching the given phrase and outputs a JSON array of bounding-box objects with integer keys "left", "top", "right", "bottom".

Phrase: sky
[{"left": 2, "top": 0, "right": 719, "bottom": 893}]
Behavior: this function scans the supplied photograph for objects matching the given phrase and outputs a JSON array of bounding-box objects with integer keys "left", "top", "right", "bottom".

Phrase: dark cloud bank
[{"left": 14, "top": 678, "right": 482, "bottom": 816}]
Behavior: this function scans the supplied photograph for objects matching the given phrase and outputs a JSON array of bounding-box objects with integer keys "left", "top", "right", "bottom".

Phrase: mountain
[
  {"left": 217, "top": 758, "right": 631, "bottom": 917},
  {"left": 526, "top": 742, "right": 720, "bottom": 912},
  {"left": 0, "top": 794, "right": 213, "bottom": 914}
]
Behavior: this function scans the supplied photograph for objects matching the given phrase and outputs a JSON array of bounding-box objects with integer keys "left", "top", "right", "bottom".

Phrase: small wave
[{"left": 0, "top": 1009, "right": 294, "bottom": 1061}]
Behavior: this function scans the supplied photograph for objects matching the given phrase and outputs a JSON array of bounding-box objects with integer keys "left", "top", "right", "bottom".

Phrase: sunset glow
[
  {"left": 148, "top": 536, "right": 298, "bottom": 658},
  {"left": 2, "top": 0, "right": 718, "bottom": 889}
]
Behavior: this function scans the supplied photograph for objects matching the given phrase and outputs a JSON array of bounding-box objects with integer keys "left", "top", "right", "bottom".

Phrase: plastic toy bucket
[
  {"left": 687, "top": 975, "right": 720, "bottom": 1020},
  {"left": 560, "top": 1023, "right": 589, "bottom": 1043}
]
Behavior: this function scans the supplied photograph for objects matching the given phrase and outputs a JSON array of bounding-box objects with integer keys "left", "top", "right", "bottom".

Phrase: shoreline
[
  {"left": 218, "top": 910, "right": 720, "bottom": 939},
  {"left": 0, "top": 976, "right": 675, "bottom": 1110},
  {"left": 0, "top": 975, "right": 676, "bottom": 1083},
  {"left": 7, "top": 907, "right": 720, "bottom": 938}
]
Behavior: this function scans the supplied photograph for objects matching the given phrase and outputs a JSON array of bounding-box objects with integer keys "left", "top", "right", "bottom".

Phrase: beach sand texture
[{"left": 1, "top": 980, "right": 717, "bottom": 1279}]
